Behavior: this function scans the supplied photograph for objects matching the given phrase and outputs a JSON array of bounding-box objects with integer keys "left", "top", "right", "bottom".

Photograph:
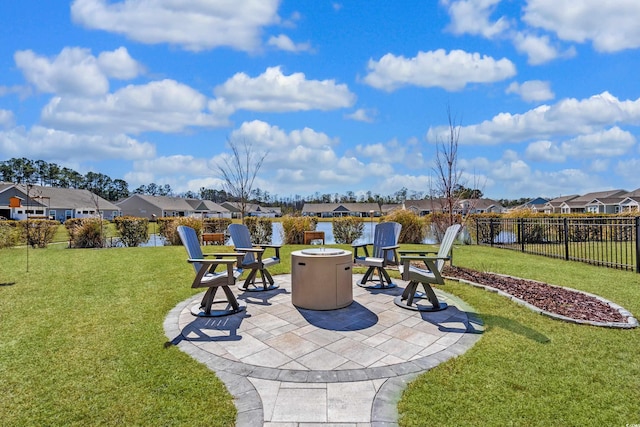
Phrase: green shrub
[
  {"left": 332, "top": 217, "right": 364, "bottom": 244},
  {"left": 203, "top": 218, "right": 232, "bottom": 233},
  {"left": 0, "top": 220, "right": 20, "bottom": 248},
  {"left": 281, "top": 215, "right": 318, "bottom": 244},
  {"left": 114, "top": 216, "right": 149, "bottom": 247},
  {"left": 245, "top": 217, "right": 273, "bottom": 244},
  {"left": 16, "top": 219, "right": 59, "bottom": 248},
  {"left": 65, "top": 218, "right": 107, "bottom": 248},
  {"left": 383, "top": 210, "right": 426, "bottom": 243},
  {"left": 158, "top": 217, "right": 203, "bottom": 245}
]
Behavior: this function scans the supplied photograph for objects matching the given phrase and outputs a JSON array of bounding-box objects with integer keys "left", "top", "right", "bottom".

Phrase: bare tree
[
  {"left": 217, "top": 139, "right": 268, "bottom": 223},
  {"left": 431, "top": 107, "right": 485, "bottom": 240},
  {"left": 433, "top": 106, "right": 463, "bottom": 229}
]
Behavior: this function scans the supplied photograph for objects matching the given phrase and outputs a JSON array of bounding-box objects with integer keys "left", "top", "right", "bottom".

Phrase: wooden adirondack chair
[
  {"left": 228, "top": 223, "right": 281, "bottom": 291},
  {"left": 352, "top": 221, "right": 402, "bottom": 289},
  {"left": 395, "top": 224, "right": 461, "bottom": 311},
  {"left": 177, "top": 225, "right": 246, "bottom": 317}
]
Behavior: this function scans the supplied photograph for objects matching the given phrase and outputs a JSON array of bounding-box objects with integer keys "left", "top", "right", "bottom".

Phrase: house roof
[
  {"left": 186, "top": 199, "right": 229, "bottom": 212},
  {"left": 119, "top": 194, "right": 196, "bottom": 211},
  {"left": 571, "top": 189, "right": 627, "bottom": 202},
  {"left": 302, "top": 202, "right": 381, "bottom": 213},
  {"left": 545, "top": 195, "right": 579, "bottom": 207}
]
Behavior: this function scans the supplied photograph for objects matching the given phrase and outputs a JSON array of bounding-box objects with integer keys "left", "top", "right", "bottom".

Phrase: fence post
[
  {"left": 490, "top": 218, "right": 494, "bottom": 247},
  {"left": 519, "top": 218, "right": 524, "bottom": 252},
  {"left": 635, "top": 216, "right": 640, "bottom": 274},
  {"left": 564, "top": 217, "right": 569, "bottom": 261}
]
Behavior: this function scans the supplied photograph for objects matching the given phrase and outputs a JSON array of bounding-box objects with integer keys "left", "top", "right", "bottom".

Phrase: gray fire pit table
[{"left": 291, "top": 248, "right": 353, "bottom": 310}]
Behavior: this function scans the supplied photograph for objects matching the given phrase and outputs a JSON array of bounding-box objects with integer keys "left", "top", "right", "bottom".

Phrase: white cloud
[
  {"left": 14, "top": 47, "right": 142, "bottom": 97},
  {"left": 267, "top": 34, "right": 312, "bottom": 52},
  {"left": 71, "top": 0, "right": 281, "bottom": 52},
  {"left": 511, "top": 32, "right": 571, "bottom": 65},
  {"left": 560, "top": 127, "right": 636, "bottom": 158},
  {"left": 0, "top": 110, "right": 15, "bottom": 128},
  {"left": 428, "top": 92, "right": 640, "bottom": 145},
  {"left": 345, "top": 108, "right": 376, "bottom": 123},
  {"left": 506, "top": 80, "right": 554, "bottom": 102},
  {"left": 220, "top": 120, "right": 396, "bottom": 194},
  {"left": 15, "top": 47, "right": 108, "bottom": 96},
  {"left": 41, "top": 79, "right": 230, "bottom": 134},
  {"left": 215, "top": 66, "right": 355, "bottom": 112},
  {"left": 441, "top": 0, "right": 510, "bottom": 38},
  {"left": 525, "top": 140, "right": 565, "bottom": 162},
  {"left": 363, "top": 49, "right": 516, "bottom": 92},
  {"left": 97, "top": 47, "right": 145, "bottom": 79},
  {"left": 0, "top": 125, "right": 154, "bottom": 161},
  {"left": 523, "top": 0, "right": 640, "bottom": 52}
]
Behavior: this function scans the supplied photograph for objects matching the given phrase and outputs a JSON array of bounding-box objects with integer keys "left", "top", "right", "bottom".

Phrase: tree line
[{"left": 1, "top": 157, "right": 518, "bottom": 211}]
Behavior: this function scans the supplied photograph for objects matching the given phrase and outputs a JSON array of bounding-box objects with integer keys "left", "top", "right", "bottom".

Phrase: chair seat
[
  {"left": 354, "top": 256, "right": 386, "bottom": 268},
  {"left": 201, "top": 269, "right": 243, "bottom": 285},
  {"left": 262, "top": 257, "right": 280, "bottom": 268}
]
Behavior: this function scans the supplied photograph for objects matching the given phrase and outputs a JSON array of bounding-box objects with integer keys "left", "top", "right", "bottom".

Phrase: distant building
[
  {"left": 0, "top": 183, "right": 121, "bottom": 221},
  {"left": 116, "top": 194, "right": 231, "bottom": 219}
]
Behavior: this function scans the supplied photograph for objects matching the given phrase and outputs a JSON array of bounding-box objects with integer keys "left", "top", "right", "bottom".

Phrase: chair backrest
[
  {"left": 373, "top": 221, "right": 402, "bottom": 262},
  {"left": 435, "top": 224, "right": 461, "bottom": 271},
  {"left": 177, "top": 225, "right": 204, "bottom": 274},
  {"left": 228, "top": 223, "right": 255, "bottom": 264}
]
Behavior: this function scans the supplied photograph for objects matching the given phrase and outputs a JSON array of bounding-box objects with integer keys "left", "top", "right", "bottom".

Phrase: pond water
[{"left": 138, "top": 221, "right": 444, "bottom": 247}]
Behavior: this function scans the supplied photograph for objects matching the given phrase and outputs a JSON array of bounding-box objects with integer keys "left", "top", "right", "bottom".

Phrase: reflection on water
[{"left": 138, "top": 221, "right": 445, "bottom": 247}]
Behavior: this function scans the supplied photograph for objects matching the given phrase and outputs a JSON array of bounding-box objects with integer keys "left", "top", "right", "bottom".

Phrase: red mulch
[{"left": 442, "top": 265, "right": 626, "bottom": 324}]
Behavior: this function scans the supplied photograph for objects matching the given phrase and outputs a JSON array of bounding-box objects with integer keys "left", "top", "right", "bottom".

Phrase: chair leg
[
  {"left": 420, "top": 283, "right": 442, "bottom": 310},
  {"left": 241, "top": 269, "right": 258, "bottom": 289},
  {"left": 238, "top": 267, "right": 279, "bottom": 292},
  {"left": 359, "top": 267, "right": 375, "bottom": 285},
  {"left": 380, "top": 267, "right": 393, "bottom": 287},
  {"left": 220, "top": 285, "right": 240, "bottom": 311},
  {"left": 395, "top": 280, "right": 447, "bottom": 311},
  {"left": 201, "top": 286, "right": 219, "bottom": 315}
]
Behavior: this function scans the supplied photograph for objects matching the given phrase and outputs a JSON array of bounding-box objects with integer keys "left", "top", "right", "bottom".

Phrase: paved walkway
[{"left": 164, "top": 274, "right": 483, "bottom": 426}]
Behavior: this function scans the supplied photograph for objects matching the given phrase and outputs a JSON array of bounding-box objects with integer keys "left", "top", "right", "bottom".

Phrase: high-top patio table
[{"left": 291, "top": 248, "right": 353, "bottom": 310}]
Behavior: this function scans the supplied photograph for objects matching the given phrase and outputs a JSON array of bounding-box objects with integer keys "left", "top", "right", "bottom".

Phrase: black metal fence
[{"left": 475, "top": 216, "right": 640, "bottom": 273}]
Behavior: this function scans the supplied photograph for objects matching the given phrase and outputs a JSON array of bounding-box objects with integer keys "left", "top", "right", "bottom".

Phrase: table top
[{"left": 296, "top": 248, "right": 349, "bottom": 256}]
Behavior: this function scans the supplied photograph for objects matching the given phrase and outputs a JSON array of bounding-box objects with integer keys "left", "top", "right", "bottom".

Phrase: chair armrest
[
  {"left": 380, "top": 244, "right": 399, "bottom": 250},
  {"left": 399, "top": 249, "right": 438, "bottom": 256},
  {"left": 351, "top": 243, "right": 370, "bottom": 249},
  {"left": 188, "top": 258, "right": 236, "bottom": 264},
  {"left": 352, "top": 243, "right": 371, "bottom": 259},
  {"left": 399, "top": 255, "right": 450, "bottom": 262},
  {"left": 234, "top": 247, "right": 265, "bottom": 253},
  {"left": 256, "top": 244, "right": 281, "bottom": 259}
]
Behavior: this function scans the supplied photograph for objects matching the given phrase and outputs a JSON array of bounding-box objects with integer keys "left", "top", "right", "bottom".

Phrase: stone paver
[{"left": 164, "top": 274, "right": 483, "bottom": 426}]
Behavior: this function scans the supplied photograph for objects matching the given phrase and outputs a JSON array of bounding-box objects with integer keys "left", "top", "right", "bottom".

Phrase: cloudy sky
[{"left": 1, "top": 1, "right": 639, "bottom": 200}]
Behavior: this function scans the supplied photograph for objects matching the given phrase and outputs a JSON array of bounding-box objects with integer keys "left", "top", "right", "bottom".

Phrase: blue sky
[{"left": 1, "top": 1, "right": 639, "bottom": 201}]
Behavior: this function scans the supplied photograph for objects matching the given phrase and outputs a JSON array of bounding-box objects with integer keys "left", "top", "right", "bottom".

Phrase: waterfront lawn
[
  {"left": 1, "top": 243, "right": 638, "bottom": 426},
  {"left": 398, "top": 244, "right": 640, "bottom": 426}
]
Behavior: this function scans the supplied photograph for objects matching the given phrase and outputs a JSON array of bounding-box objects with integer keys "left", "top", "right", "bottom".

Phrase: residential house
[
  {"left": 514, "top": 197, "right": 549, "bottom": 213},
  {"left": 542, "top": 195, "right": 579, "bottom": 214},
  {"left": 618, "top": 188, "right": 640, "bottom": 213},
  {"left": 302, "top": 203, "right": 381, "bottom": 218},
  {"left": 459, "top": 198, "right": 504, "bottom": 214},
  {"left": 117, "top": 194, "right": 231, "bottom": 219},
  {"left": 560, "top": 190, "right": 627, "bottom": 214},
  {"left": 0, "top": 183, "right": 121, "bottom": 221},
  {"left": 219, "top": 202, "right": 280, "bottom": 218}
]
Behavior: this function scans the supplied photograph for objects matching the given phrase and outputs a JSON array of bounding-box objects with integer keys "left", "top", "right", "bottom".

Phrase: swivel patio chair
[
  {"left": 352, "top": 221, "right": 402, "bottom": 289},
  {"left": 177, "top": 225, "right": 246, "bottom": 317},
  {"left": 395, "top": 223, "right": 461, "bottom": 312},
  {"left": 228, "top": 223, "right": 281, "bottom": 292}
]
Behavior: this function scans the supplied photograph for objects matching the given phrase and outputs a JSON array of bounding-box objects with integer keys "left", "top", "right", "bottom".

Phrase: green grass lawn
[{"left": 1, "top": 243, "right": 639, "bottom": 426}]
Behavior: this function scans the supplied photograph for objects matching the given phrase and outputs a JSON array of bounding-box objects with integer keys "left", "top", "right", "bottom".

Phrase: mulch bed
[{"left": 442, "top": 265, "right": 627, "bottom": 324}]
